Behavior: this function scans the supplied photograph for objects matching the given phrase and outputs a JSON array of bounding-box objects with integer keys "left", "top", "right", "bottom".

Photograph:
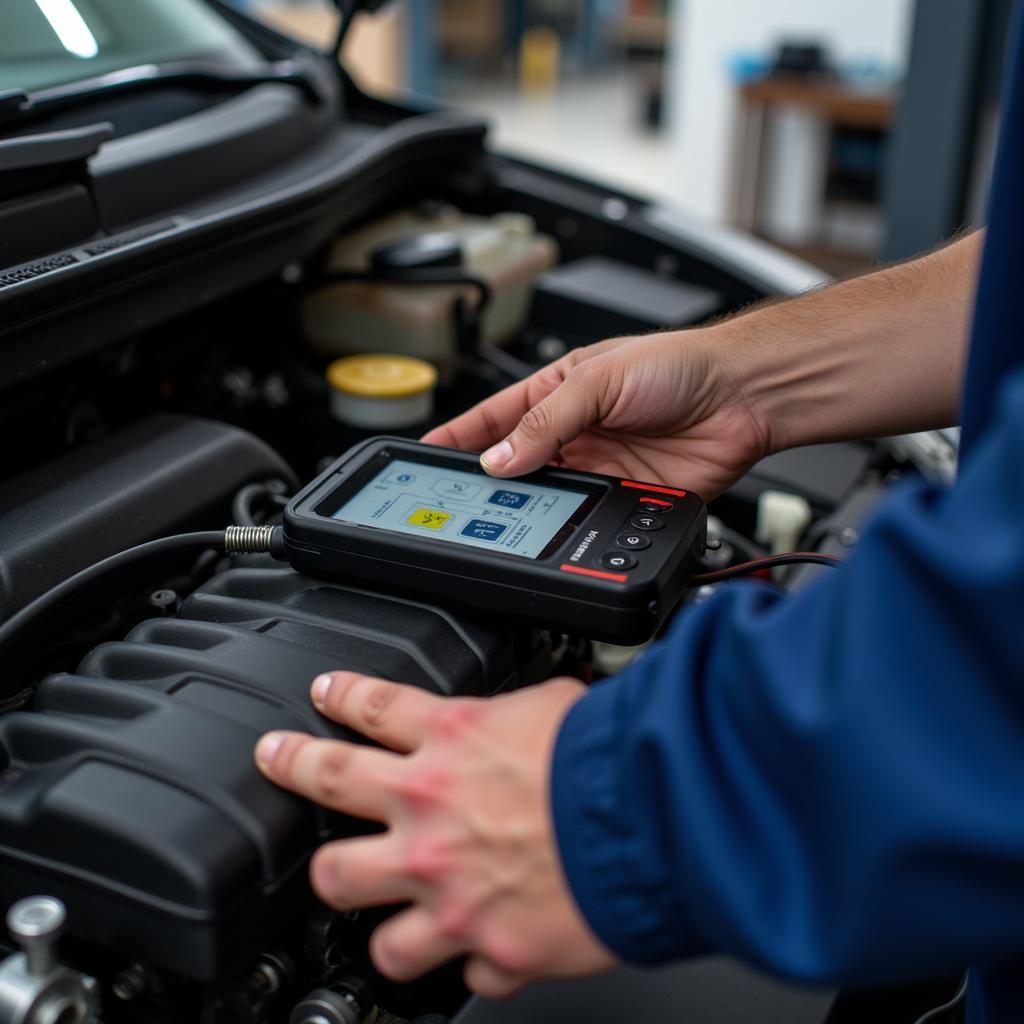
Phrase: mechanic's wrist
[
  {"left": 705, "top": 307, "right": 849, "bottom": 457},
  {"left": 681, "top": 319, "right": 785, "bottom": 460}
]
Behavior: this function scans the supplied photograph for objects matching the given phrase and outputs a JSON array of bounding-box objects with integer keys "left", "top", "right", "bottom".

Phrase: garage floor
[
  {"left": 454, "top": 957, "right": 836, "bottom": 1024},
  {"left": 443, "top": 70, "right": 674, "bottom": 203}
]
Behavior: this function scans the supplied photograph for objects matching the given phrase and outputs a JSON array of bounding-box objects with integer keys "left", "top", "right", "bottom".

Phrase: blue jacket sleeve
[{"left": 552, "top": 368, "right": 1024, "bottom": 984}]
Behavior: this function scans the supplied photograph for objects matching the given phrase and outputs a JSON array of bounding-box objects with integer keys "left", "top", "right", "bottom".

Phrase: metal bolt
[
  {"left": 113, "top": 963, "right": 148, "bottom": 1002},
  {"left": 34, "top": 994, "right": 86, "bottom": 1024},
  {"left": 149, "top": 590, "right": 178, "bottom": 617},
  {"left": 263, "top": 374, "right": 290, "bottom": 408},
  {"left": 601, "top": 197, "right": 629, "bottom": 221},
  {"left": 248, "top": 950, "right": 294, "bottom": 997},
  {"left": 536, "top": 336, "right": 567, "bottom": 362},
  {"left": 7, "top": 896, "right": 65, "bottom": 977}
]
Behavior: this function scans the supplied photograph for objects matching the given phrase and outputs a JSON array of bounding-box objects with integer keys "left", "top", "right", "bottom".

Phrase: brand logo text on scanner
[{"left": 570, "top": 530, "right": 600, "bottom": 562}]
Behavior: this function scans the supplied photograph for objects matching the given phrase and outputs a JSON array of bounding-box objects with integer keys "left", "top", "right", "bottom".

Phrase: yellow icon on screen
[{"left": 406, "top": 508, "right": 454, "bottom": 530}]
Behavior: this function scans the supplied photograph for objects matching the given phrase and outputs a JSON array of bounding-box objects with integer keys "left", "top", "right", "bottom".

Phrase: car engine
[{"left": 0, "top": 409, "right": 560, "bottom": 1024}]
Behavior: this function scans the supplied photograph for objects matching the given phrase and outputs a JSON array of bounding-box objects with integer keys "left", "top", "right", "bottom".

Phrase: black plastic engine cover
[
  {"left": 0, "top": 414, "right": 297, "bottom": 618},
  {"left": 0, "top": 568, "right": 547, "bottom": 980}
]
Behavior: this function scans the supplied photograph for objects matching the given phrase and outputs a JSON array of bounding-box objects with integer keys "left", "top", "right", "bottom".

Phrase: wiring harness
[
  {"left": 0, "top": 527, "right": 285, "bottom": 688},
  {"left": 690, "top": 551, "right": 843, "bottom": 586}
]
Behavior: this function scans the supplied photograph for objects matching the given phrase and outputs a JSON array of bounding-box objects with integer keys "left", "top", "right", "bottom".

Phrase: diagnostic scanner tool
[{"left": 283, "top": 437, "right": 707, "bottom": 645}]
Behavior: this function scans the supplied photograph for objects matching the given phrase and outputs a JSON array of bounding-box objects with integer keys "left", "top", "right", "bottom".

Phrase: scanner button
[
  {"left": 617, "top": 533, "right": 651, "bottom": 551},
  {"left": 637, "top": 499, "right": 673, "bottom": 514},
  {"left": 630, "top": 514, "right": 665, "bottom": 532},
  {"left": 601, "top": 551, "right": 638, "bottom": 571}
]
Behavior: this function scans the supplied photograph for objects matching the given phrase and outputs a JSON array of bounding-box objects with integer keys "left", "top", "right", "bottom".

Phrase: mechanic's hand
[
  {"left": 422, "top": 330, "right": 770, "bottom": 500},
  {"left": 255, "top": 672, "right": 618, "bottom": 999}
]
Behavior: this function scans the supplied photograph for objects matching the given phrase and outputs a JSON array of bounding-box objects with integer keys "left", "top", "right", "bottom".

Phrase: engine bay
[
  {"left": 0, "top": 197, "right": 951, "bottom": 1022},
  {"left": 0, "top": 10, "right": 961, "bottom": 1022}
]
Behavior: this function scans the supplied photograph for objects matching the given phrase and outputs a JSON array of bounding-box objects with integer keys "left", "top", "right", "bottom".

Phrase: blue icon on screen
[
  {"left": 395, "top": 473, "right": 415, "bottom": 483},
  {"left": 461, "top": 519, "right": 508, "bottom": 542},
  {"left": 488, "top": 489, "right": 530, "bottom": 510}
]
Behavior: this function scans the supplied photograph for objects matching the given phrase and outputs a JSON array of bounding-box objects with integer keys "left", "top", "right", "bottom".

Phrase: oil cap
[
  {"left": 370, "top": 230, "right": 464, "bottom": 270},
  {"left": 326, "top": 354, "right": 437, "bottom": 429}
]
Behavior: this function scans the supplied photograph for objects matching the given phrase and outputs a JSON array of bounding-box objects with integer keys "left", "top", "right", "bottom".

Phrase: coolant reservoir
[{"left": 302, "top": 207, "right": 558, "bottom": 383}]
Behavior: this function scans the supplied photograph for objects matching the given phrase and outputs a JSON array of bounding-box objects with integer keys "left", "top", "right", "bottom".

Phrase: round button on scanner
[
  {"left": 617, "top": 533, "right": 652, "bottom": 551},
  {"left": 637, "top": 501, "right": 672, "bottom": 514},
  {"left": 601, "top": 551, "right": 638, "bottom": 571},
  {"left": 630, "top": 514, "right": 665, "bottom": 532}
]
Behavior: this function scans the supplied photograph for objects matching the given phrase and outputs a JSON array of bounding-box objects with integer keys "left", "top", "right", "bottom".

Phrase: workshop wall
[{"left": 666, "top": 0, "right": 914, "bottom": 229}]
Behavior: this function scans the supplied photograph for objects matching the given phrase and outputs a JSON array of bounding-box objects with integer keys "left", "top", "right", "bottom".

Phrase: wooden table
[{"left": 730, "top": 75, "right": 898, "bottom": 238}]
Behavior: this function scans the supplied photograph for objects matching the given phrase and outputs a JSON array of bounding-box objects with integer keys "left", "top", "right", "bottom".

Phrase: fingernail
[
  {"left": 256, "top": 732, "right": 284, "bottom": 769},
  {"left": 481, "top": 440, "right": 513, "bottom": 469},
  {"left": 312, "top": 673, "right": 333, "bottom": 706}
]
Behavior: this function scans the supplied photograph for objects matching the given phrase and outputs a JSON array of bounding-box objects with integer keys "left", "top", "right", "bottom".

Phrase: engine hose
[
  {"left": 476, "top": 340, "right": 534, "bottom": 381},
  {"left": 231, "top": 480, "right": 290, "bottom": 527},
  {"left": 0, "top": 528, "right": 284, "bottom": 692},
  {"left": 704, "top": 517, "right": 765, "bottom": 564}
]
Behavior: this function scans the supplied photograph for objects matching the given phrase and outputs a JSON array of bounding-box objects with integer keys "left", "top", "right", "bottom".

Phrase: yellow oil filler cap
[{"left": 326, "top": 354, "right": 438, "bottom": 429}]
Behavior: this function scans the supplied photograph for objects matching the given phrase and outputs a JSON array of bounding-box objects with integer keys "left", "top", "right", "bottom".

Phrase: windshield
[{"left": 0, "top": 0, "right": 266, "bottom": 94}]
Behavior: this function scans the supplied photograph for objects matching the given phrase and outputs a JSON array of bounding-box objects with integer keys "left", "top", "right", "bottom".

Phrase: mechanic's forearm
[
  {"left": 552, "top": 368, "right": 1024, "bottom": 979},
  {"left": 719, "top": 230, "right": 984, "bottom": 452}
]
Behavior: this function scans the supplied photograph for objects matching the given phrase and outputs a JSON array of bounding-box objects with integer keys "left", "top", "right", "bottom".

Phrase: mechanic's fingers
[
  {"left": 479, "top": 361, "right": 614, "bottom": 477},
  {"left": 370, "top": 907, "right": 466, "bottom": 982},
  {"left": 464, "top": 956, "right": 529, "bottom": 1000},
  {"left": 422, "top": 336, "right": 629, "bottom": 454},
  {"left": 421, "top": 374, "right": 539, "bottom": 452},
  {"left": 309, "top": 836, "right": 419, "bottom": 910},
  {"left": 255, "top": 731, "right": 401, "bottom": 821},
  {"left": 310, "top": 671, "right": 439, "bottom": 753}
]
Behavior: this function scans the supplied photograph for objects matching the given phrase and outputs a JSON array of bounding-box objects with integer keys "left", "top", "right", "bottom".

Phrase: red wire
[{"left": 691, "top": 551, "right": 843, "bottom": 585}]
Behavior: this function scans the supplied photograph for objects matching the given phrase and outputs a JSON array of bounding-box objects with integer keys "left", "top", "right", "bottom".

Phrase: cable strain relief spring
[{"left": 225, "top": 524, "right": 285, "bottom": 556}]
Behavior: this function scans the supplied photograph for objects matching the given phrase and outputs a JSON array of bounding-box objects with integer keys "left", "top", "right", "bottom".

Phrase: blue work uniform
[{"left": 552, "top": 11, "right": 1024, "bottom": 1023}]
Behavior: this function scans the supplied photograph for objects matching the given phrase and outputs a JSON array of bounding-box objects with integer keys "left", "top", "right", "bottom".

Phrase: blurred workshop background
[{"left": 232, "top": 0, "right": 1015, "bottom": 275}]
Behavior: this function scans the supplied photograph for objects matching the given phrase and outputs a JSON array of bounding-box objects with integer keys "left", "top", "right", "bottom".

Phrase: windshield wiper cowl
[
  {"left": 1, "top": 57, "right": 329, "bottom": 130},
  {"left": 0, "top": 122, "right": 112, "bottom": 173}
]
